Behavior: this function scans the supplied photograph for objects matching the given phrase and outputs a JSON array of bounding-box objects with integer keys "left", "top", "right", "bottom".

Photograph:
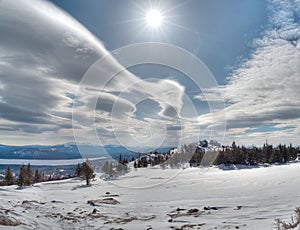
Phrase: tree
[
  {"left": 75, "top": 163, "right": 82, "bottom": 177},
  {"left": 4, "top": 167, "right": 15, "bottom": 186},
  {"left": 25, "top": 163, "right": 33, "bottom": 186},
  {"left": 133, "top": 161, "right": 137, "bottom": 169},
  {"left": 17, "top": 164, "right": 27, "bottom": 187},
  {"left": 101, "top": 161, "right": 115, "bottom": 178},
  {"left": 81, "top": 159, "right": 95, "bottom": 186},
  {"left": 34, "top": 169, "right": 43, "bottom": 183},
  {"left": 116, "top": 163, "right": 129, "bottom": 175}
]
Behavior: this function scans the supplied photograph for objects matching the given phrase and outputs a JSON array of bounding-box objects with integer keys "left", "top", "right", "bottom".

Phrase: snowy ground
[{"left": 0, "top": 163, "right": 300, "bottom": 229}]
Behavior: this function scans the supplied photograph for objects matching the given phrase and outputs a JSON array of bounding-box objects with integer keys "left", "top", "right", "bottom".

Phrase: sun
[{"left": 145, "top": 9, "right": 163, "bottom": 28}]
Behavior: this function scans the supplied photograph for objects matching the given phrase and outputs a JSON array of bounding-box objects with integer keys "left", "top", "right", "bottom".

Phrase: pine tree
[
  {"left": 75, "top": 163, "right": 82, "bottom": 177},
  {"left": 17, "top": 164, "right": 27, "bottom": 187},
  {"left": 4, "top": 166, "right": 15, "bottom": 186},
  {"left": 81, "top": 159, "right": 95, "bottom": 186},
  {"left": 25, "top": 163, "right": 33, "bottom": 186},
  {"left": 34, "top": 169, "right": 43, "bottom": 183}
]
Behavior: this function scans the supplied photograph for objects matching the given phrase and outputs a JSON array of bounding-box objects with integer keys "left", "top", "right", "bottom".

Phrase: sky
[{"left": 0, "top": 0, "right": 299, "bottom": 147}]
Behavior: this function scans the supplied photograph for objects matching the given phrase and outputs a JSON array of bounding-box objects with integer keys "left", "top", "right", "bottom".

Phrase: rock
[
  {"left": 204, "top": 206, "right": 218, "bottom": 211},
  {"left": 89, "top": 202, "right": 95, "bottom": 206},
  {"left": 0, "top": 214, "right": 21, "bottom": 226},
  {"left": 22, "top": 200, "right": 44, "bottom": 205},
  {"left": 87, "top": 198, "right": 120, "bottom": 205},
  {"left": 188, "top": 208, "right": 199, "bottom": 214},
  {"left": 51, "top": 200, "right": 63, "bottom": 203},
  {"left": 92, "top": 208, "right": 97, "bottom": 214}
]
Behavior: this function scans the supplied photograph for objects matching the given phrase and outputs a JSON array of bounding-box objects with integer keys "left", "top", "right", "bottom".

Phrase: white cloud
[
  {"left": 2, "top": 0, "right": 298, "bottom": 147},
  {"left": 196, "top": 0, "right": 300, "bottom": 145},
  {"left": 0, "top": 0, "right": 189, "bottom": 146}
]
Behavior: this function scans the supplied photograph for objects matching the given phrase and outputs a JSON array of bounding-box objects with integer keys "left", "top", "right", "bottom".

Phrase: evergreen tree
[
  {"left": 4, "top": 166, "right": 15, "bottom": 186},
  {"left": 25, "top": 163, "right": 33, "bottom": 186},
  {"left": 17, "top": 164, "right": 27, "bottom": 187},
  {"left": 34, "top": 169, "right": 43, "bottom": 183},
  {"left": 282, "top": 144, "right": 288, "bottom": 163},
  {"left": 214, "top": 151, "right": 225, "bottom": 165},
  {"left": 137, "top": 158, "right": 142, "bottom": 168},
  {"left": 75, "top": 163, "right": 82, "bottom": 177},
  {"left": 81, "top": 159, "right": 95, "bottom": 186}
]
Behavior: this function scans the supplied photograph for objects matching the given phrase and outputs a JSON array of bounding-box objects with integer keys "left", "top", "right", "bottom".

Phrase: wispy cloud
[
  {"left": 1, "top": 0, "right": 298, "bottom": 147},
  {"left": 196, "top": 0, "right": 300, "bottom": 145},
  {"left": 0, "top": 0, "right": 187, "bottom": 146}
]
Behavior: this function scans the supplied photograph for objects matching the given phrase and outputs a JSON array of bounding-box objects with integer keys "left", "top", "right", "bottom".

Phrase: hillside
[{"left": 0, "top": 163, "right": 300, "bottom": 229}]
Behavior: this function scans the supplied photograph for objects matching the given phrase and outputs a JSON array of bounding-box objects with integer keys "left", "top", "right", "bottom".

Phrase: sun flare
[{"left": 146, "top": 9, "right": 163, "bottom": 28}]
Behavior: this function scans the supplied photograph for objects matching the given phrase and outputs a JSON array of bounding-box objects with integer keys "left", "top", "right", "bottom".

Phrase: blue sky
[
  {"left": 50, "top": 0, "right": 268, "bottom": 84},
  {"left": 0, "top": 0, "right": 299, "bottom": 147}
]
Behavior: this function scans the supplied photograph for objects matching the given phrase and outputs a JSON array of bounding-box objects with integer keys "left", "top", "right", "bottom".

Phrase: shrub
[{"left": 276, "top": 207, "right": 300, "bottom": 229}]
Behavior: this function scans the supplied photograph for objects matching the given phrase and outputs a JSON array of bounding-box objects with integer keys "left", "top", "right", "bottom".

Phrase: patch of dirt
[
  {"left": 168, "top": 208, "right": 204, "bottom": 219},
  {"left": 105, "top": 215, "right": 156, "bottom": 224},
  {"left": 0, "top": 214, "right": 22, "bottom": 226},
  {"left": 170, "top": 223, "right": 206, "bottom": 229},
  {"left": 22, "top": 200, "right": 46, "bottom": 205},
  {"left": 102, "top": 194, "right": 120, "bottom": 197},
  {"left": 45, "top": 212, "right": 65, "bottom": 219},
  {"left": 87, "top": 198, "right": 120, "bottom": 205},
  {"left": 0, "top": 207, "right": 12, "bottom": 214}
]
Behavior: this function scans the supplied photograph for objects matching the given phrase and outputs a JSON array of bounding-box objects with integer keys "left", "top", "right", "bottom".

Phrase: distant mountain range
[{"left": 0, "top": 143, "right": 174, "bottom": 160}]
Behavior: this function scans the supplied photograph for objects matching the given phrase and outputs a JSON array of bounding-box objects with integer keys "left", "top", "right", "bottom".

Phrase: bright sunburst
[{"left": 145, "top": 9, "right": 163, "bottom": 28}]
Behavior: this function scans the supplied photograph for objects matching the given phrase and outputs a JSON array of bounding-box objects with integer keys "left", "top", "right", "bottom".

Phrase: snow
[{"left": 0, "top": 163, "right": 300, "bottom": 229}]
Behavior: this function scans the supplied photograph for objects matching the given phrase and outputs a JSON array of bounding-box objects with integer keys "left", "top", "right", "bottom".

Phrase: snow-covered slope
[{"left": 0, "top": 163, "right": 299, "bottom": 229}]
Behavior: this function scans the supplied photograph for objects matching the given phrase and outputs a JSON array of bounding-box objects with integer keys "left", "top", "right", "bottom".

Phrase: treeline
[
  {"left": 214, "top": 142, "right": 299, "bottom": 166},
  {"left": 0, "top": 164, "right": 46, "bottom": 187},
  {"left": 133, "top": 151, "right": 172, "bottom": 168},
  {"left": 0, "top": 159, "right": 95, "bottom": 187},
  {"left": 132, "top": 141, "right": 300, "bottom": 168}
]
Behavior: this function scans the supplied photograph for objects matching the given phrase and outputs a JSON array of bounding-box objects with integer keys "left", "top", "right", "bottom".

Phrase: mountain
[{"left": 0, "top": 143, "right": 174, "bottom": 160}]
